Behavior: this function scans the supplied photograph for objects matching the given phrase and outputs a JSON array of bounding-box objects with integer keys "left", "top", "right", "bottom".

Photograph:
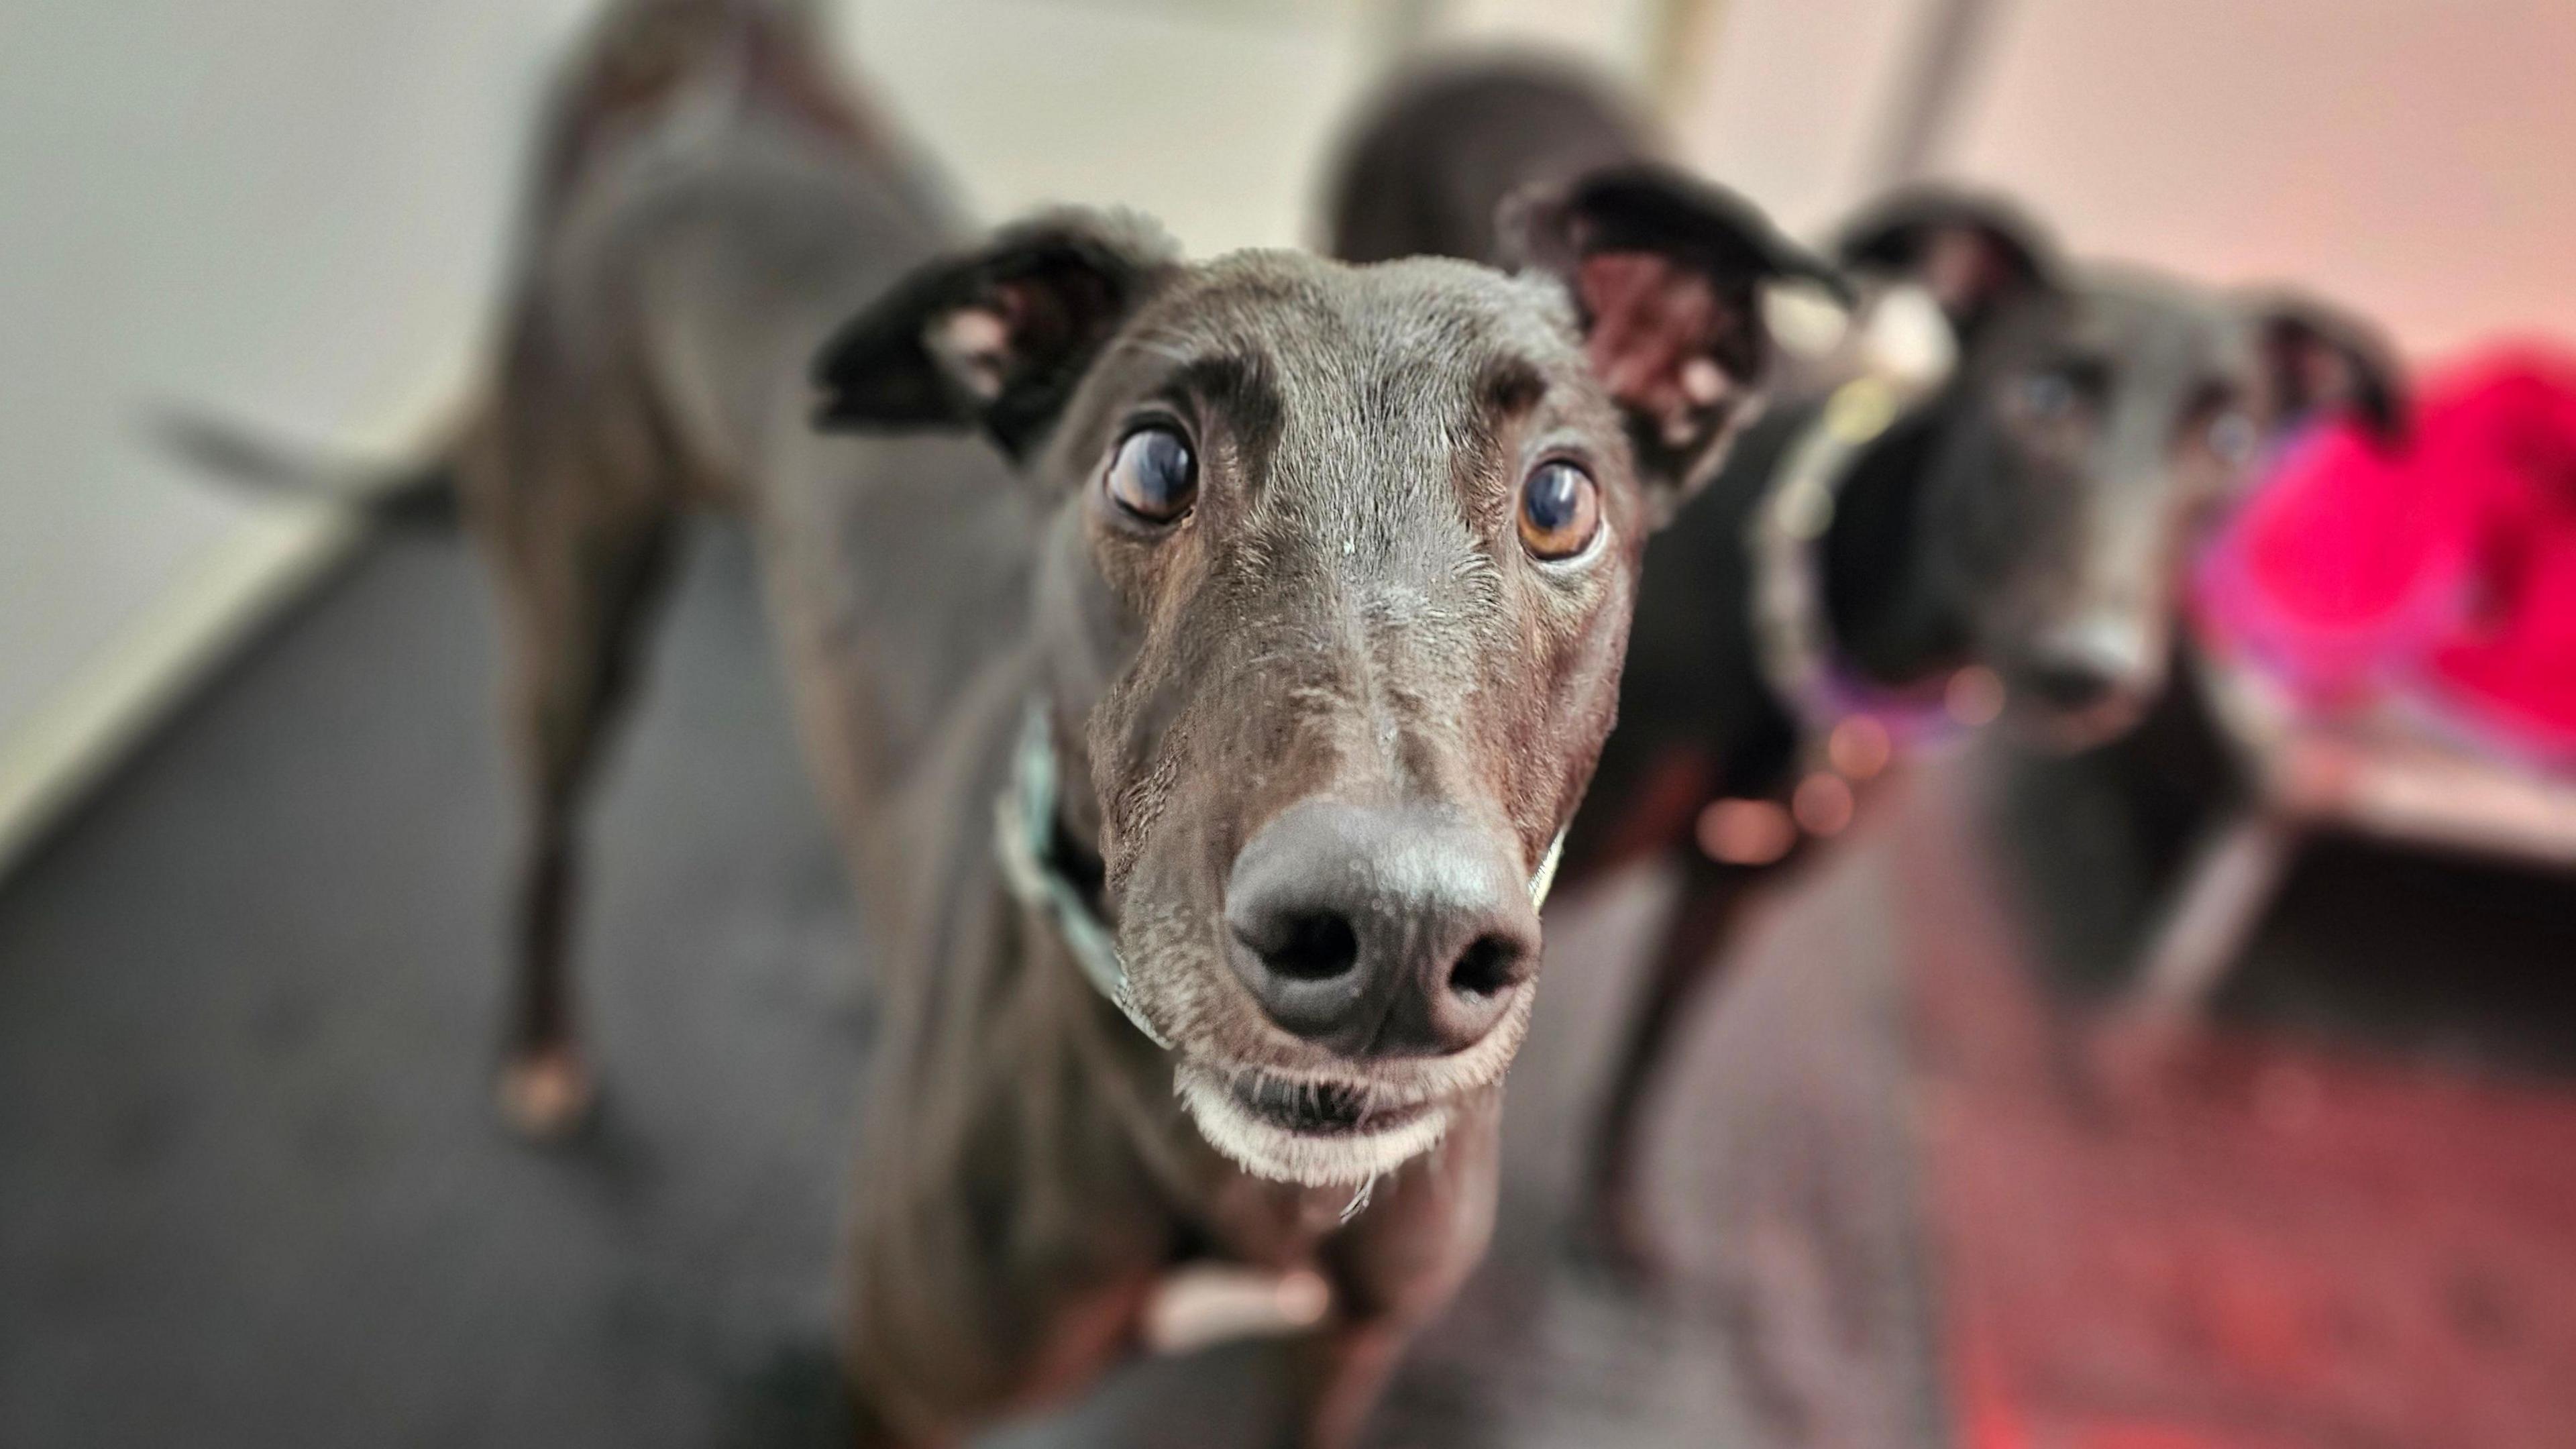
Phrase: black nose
[
  {"left": 2018, "top": 620, "right": 2158, "bottom": 717},
  {"left": 1224, "top": 801, "right": 1542, "bottom": 1058},
  {"left": 2020, "top": 657, "right": 2121, "bottom": 713}
]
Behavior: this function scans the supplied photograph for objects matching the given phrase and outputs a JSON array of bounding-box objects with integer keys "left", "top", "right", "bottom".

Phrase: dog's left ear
[
  {"left": 2244, "top": 292, "right": 2407, "bottom": 443},
  {"left": 812, "top": 209, "right": 1179, "bottom": 461},
  {"left": 1833, "top": 187, "right": 2059, "bottom": 341},
  {"left": 1503, "top": 164, "right": 1843, "bottom": 518}
]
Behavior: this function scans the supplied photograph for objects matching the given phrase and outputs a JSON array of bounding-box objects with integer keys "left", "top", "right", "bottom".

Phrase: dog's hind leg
[
  {"left": 1574, "top": 853, "right": 1759, "bottom": 1278},
  {"left": 465, "top": 379, "right": 684, "bottom": 1141}
]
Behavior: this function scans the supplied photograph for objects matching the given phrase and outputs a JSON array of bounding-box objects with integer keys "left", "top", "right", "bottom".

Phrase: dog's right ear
[
  {"left": 812, "top": 210, "right": 1179, "bottom": 462},
  {"left": 1502, "top": 163, "right": 1844, "bottom": 521},
  {"left": 1834, "top": 187, "right": 2057, "bottom": 340}
]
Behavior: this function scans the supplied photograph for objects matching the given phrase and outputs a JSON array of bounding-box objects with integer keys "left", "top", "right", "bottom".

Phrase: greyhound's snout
[
  {"left": 1224, "top": 800, "right": 1540, "bottom": 1059},
  {"left": 2020, "top": 655, "right": 2122, "bottom": 714},
  {"left": 2015, "top": 616, "right": 2164, "bottom": 733}
]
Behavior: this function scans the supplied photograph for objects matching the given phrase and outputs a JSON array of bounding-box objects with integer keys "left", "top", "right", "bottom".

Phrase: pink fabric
[{"left": 2195, "top": 346, "right": 2576, "bottom": 762}]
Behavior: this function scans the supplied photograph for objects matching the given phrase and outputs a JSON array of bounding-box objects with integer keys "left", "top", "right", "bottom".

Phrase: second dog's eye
[
  {"left": 1518, "top": 461, "right": 1601, "bottom": 560},
  {"left": 2204, "top": 409, "right": 2258, "bottom": 466},
  {"left": 1105, "top": 426, "right": 1196, "bottom": 523},
  {"left": 2014, "top": 371, "right": 2077, "bottom": 422}
]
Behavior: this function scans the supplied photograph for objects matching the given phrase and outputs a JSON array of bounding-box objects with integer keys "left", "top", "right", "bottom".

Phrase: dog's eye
[
  {"left": 1518, "top": 461, "right": 1601, "bottom": 561},
  {"left": 2013, "top": 371, "right": 2078, "bottom": 422},
  {"left": 2204, "top": 409, "right": 2258, "bottom": 466},
  {"left": 1105, "top": 426, "right": 1196, "bottom": 523}
]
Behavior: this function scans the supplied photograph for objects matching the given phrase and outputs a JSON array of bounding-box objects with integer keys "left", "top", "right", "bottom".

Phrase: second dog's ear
[
  {"left": 2245, "top": 293, "right": 2407, "bottom": 443},
  {"left": 1834, "top": 187, "right": 2057, "bottom": 339},
  {"left": 1503, "top": 163, "right": 1843, "bottom": 518},
  {"left": 812, "top": 210, "right": 1179, "bottom": 461}
]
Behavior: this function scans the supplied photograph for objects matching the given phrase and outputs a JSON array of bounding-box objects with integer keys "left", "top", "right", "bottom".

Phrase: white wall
[
  {"left": 0, "top": 0, "right": 600, "bottom": 865},
  {"left": 1668, "top": 0, "right": 2576, "bottom": 360},
  {"left": 30, "top": 0, "right": 2561, "bottom": 871},
  {"left": 1931, "top": 0, "right": 2576, "bottom": 356},
  {"left": 0, "top": 0, "right": 1387, "bottom": 871},
  {"left": 1671, "top": 0, "right": 1943, "bottom": 235},
  {"left": 0, "top": 0, "right": 610, "bottom": 719},
  {"left": 842, "top": 0, "right": 1379, "bottom": 258}
]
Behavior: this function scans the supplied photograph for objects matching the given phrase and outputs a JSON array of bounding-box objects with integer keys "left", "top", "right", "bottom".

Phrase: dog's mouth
[
  {"left": 1124, "top": 867, "right": 1542, "bottom": 1188},
  {"left": 1227, "top": 1073, "right": 1440, "bottom": 1138},
  {"left": 1173, "top": 1063, "right": 1462, "bottom": 1188}
]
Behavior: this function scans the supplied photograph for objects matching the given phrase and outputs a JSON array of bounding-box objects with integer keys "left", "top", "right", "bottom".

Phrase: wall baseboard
[{"left": 0, "top": 506, "right": 364, "bottom": 881}]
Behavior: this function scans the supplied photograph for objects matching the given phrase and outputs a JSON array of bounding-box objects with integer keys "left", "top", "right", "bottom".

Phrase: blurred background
[
  {"left": 13, "top": 0, "right": 2576, "bottom": 837},
  {"left": 3, "top": 1, "right": 2573, "bottom": 1446}
]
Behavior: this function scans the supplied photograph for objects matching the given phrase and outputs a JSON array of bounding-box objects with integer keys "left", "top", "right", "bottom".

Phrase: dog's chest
[{"left": 1196, "top": 1173, "right": 1364, "bottom": 1269}]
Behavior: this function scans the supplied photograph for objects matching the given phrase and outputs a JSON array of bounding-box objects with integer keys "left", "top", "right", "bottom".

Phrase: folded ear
[
  {"left": 1501, "top": 163, "right": 1844, "bottom": 517},
  {"left": 812, "top": 209, "right": 1179, "bottom": 460},
  {"left": 2243, "top": 292, "right": 2407, "bottom": 443},
  {"left": 1833, "top": 186, "right": 2058, "bottom": 339}
]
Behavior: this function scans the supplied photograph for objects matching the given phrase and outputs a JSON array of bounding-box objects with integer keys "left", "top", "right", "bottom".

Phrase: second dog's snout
[
  {"left": 2019, "top": 617, "right": 2160, "bottom": 716},
  {"left": 2021, "top": 654, "right": 2123, "bottom": 714},
  {"left": 1224, "top": 801, "right": 1540, "bottom": 1058}
]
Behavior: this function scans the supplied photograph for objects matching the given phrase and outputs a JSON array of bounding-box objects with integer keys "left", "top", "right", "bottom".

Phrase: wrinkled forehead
[{"left": 1085, "top": 252, "right": 1605, "bottom": 445}]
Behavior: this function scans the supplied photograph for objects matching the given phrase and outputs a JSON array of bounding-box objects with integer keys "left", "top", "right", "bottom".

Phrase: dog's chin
[{"left": 1174, "top": 1064, "right": 1456, "bottom": 1189}]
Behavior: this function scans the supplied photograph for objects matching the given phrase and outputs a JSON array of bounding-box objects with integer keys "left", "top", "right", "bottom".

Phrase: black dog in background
[{"left": 1324, "top": 55, "right": 2404, "bottom": 1271}]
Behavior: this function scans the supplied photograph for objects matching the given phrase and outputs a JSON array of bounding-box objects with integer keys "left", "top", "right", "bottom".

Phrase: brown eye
[
  {"left": 1104, "top": 425, "right": 1196, "bottom": 523},
  {"left": 1518, "top": 460, "right": 1601, "bottom": 560}
]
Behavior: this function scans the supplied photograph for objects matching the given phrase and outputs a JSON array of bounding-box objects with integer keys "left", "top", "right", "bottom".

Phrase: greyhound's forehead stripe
[
  {"left": 1154, "top": 352, "right": 1279, "bottom": 426},
  {"left": 1481, "top": 357, "right": 1548, "bottom": 416},
  {"left": 1116, "top": 285, "right": 1579, "bottom": 435},
  {"left": 1149, "top": 250, "right": 1583, "bottom": 365}
]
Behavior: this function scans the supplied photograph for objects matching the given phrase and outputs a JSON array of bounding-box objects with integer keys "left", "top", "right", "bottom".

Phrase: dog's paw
[{"left": 497, "top": 1045, "right": 598, "bottom": 1142}]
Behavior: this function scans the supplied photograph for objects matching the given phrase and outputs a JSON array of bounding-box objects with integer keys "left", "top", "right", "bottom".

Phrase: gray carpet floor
[
  {"left": 9, "top": 516, "right": 2566, "bottom": 1448},
  {"left": 0, "top": 521, "right": 1782, "bottom": 1448}
]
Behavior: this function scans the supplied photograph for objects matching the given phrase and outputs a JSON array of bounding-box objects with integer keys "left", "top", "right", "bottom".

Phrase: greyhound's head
[
  {"left": 1834, "top": 192, "right": 2404, "bottom": 746},
  {"left": 814, "top": 168, "right": 1826, "bottom": 1185}
]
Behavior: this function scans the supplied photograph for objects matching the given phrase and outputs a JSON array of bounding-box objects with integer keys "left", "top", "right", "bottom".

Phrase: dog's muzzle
[{"left": 996, "top": 699, "right": 1566, "bottom": 1186}]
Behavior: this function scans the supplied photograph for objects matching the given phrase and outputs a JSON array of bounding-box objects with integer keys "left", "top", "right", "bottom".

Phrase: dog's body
[
  {"left": 466, "top": 10, "right": 1442, "bottom": 1436},
  {"left": 445, "top": 7, "right": 1831, "bottom": 1442},
  {"left": 1324, "top": 58, "right": 2404, "bottom": 1270},
  {"left": 455, "top": 0, "right": 1018, "bottom": 1121}
]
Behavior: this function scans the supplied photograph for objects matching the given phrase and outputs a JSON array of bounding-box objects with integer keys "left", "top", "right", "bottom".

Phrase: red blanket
[{"left": 2196, "top": 347, "right": 2576, "bottom": 762}]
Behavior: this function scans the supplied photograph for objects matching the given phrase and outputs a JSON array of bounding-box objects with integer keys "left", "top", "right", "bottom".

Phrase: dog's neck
[{"left": 1814, "top": 390, "right": 1975, "bottom": 691}]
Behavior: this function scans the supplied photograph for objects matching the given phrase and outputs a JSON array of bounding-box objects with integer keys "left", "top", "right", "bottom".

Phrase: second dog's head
[
  {"left": 1833, "top": 191, "right": 2406, "bottom": 747},
  {"left": 815, "top": 169, "right": 1825, "bottom": 1185}
]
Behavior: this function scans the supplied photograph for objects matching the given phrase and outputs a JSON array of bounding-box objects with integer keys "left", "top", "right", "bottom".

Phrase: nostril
[
  {"left": 2024, "top": 661, "right": 2116, "bottom": 712},
  {"left": 1261, "top": 911, "right": 1360, "bottom": 982},
  {"left": 1448, "top": 934, "right": 1525, "bottom": 999},
  {"left": 1224, "top": 800, "right": 1542, "bottom": 1054}
]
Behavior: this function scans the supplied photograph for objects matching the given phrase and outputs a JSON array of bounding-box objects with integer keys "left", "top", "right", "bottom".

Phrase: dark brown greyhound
[
  {"left": 1324, "top": 56, "right": 2405, "bottom": 1273},
  {"left": 424, "top": 5, "right": 1831, "bottom": 1442}
]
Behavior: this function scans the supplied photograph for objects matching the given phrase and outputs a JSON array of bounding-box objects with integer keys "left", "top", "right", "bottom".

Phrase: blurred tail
[
  {"left": 150, "top": 407, "right": 458, "bottom": 527},
  {"left": 155, "top": 4, "right": 877, "bottom": 530}
]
